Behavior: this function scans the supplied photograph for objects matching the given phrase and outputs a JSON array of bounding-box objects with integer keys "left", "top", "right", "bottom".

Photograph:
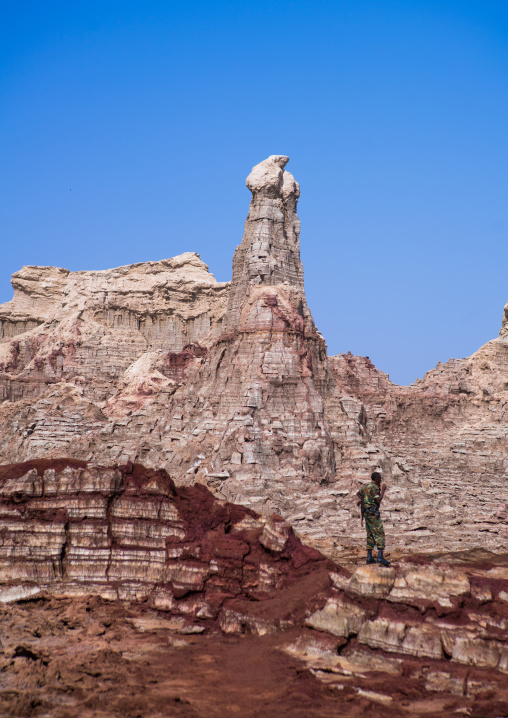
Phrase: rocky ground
[
  {"left": 1, "top": 548, "right": 507, "bottom": 718},
  {"left": 0, "top": 460, "right": 507, "bottom": 716}
]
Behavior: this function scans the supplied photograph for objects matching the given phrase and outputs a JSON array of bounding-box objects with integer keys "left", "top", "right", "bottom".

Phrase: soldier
[{"left": 357, "top": 471, "right": 390, "bottom": 566}]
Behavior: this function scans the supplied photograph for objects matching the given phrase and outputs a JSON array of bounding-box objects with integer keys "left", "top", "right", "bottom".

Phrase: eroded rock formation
[
  {"left": 155, "top": 155, "right": 368, "bottom": 528},
  {"left": 0, "top": 155, "right": 507, "bottom": 557},
  {"left": 0, "top": 459, "right": 330, "bottom": 626},
  {"left": 0, "top": 156, "right": 376, "bottom": 554},
  {"left": 330, "top": 332, "right": 508, "bottom": 553}
]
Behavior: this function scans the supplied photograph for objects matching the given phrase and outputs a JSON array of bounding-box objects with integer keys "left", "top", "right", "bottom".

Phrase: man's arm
[{"left": 379, "top": 483, "right": 387, "bottom": 503}]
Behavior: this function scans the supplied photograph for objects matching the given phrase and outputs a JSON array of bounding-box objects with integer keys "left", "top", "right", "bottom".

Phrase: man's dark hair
[{"left": 371, "top": 471, "right": 382, "bottom": 482}]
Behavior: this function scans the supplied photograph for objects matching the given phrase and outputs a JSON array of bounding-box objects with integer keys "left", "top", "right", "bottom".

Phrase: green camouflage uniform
[{"left": 359, "top": 481, "right": 385, "bottom": 550}]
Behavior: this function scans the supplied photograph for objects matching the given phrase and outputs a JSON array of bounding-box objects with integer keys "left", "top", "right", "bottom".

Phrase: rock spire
[
  {"left": 223, "top": 155, "right": 309, "bottom": 330},
  {"left": 155, "top": 155, "right": 370, "bottom": 514}
]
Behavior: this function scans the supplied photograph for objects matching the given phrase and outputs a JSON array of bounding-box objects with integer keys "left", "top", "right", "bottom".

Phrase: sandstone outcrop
[{"left": 0, "top": 155, "right": 507, "bottom": 558}]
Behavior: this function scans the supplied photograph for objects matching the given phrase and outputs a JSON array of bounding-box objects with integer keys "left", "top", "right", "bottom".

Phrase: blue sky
[{"left": 1, "top": 1, "right": 508, "bottom": 385}]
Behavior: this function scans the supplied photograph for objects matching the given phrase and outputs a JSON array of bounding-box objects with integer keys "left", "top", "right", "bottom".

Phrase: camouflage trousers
[{"left": 365, "top": 512, "right": 385, "bottom": 550}]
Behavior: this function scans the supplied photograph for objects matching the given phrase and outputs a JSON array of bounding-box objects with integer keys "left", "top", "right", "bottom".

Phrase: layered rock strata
[
  {"left": 0, "top": 252, "right": 229, "bottom": 480},
  {"left": 0, "top": 155, "right": 507, "bottom": 555},
  {"left": 0, "top": 156, "right": 374, "bottom": 551},
  {"left": 0, "top": 459, "right": 331, "bottom": 627},
  {"left": 329, "top": 334, "right": 508, "bottom": 554},
  {"left": 156, "top": 155, "right": 367, "bottom": 513},
  {"left": 288, "top": 552, "right": 508, "bottom": 715},
  {"left": 0, "top": 252, "right": 228, "bottom": 404},
  {"left": 0, "top": 458, "right": 507, "bottom": 716},
  {"left": 2, "top": 567, "right": 508, "bottom": 718}
]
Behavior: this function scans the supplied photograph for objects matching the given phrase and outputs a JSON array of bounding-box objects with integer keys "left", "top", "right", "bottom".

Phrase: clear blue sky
[{"left": 1, "top": 1, "right": 508, "bottom": 385}]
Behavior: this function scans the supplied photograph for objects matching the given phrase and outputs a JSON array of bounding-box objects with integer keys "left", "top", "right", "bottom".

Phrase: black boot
[
  {"left": 366, "top": 549, "right": 376, "bottom": 565},
  {"left": 377, "top": 550, "right": 391, "bottom": 567}
]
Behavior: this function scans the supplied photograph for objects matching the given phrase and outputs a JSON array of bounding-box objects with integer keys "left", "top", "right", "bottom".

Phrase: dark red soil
[
  {"left": 0, "top": 597, "right": 494, "bottom": 718},
  {"left": 2, "top": 595, "right": 508, "bottom": 718}
]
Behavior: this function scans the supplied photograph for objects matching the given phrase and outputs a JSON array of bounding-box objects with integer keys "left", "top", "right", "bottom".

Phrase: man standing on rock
[{"left": 357, "top": 472, "right": 390, "bottom": 566}]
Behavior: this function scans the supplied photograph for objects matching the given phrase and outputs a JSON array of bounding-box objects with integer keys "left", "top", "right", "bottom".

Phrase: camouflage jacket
[{"left": 358, "top": 481, "right": 381, "bottom": 509}]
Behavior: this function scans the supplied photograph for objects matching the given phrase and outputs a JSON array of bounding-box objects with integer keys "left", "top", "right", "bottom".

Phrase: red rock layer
[
  {"left": 1, "top": 594, "right": 507, "bottom": 718},
  {"left": 0, "top": 459, "right": 331, "bottom": 630}
]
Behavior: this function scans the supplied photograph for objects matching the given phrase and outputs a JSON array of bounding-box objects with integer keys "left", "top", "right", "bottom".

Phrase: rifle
[{"left": 356, "top": 491, "right": 365, "bottom": 525}]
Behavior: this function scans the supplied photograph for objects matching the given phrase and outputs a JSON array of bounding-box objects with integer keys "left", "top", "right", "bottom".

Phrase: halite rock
[
  {"left": 387, "top": 565, "right": 470, "bottom": 607},
  {"left": 347, "top": 565, "right": 395, "bottom": 598},
  {"left": 1, "top": 457, "right": 508, "bottom": 708},
  {"left": 259, "top": 515, "right": 291, "bottom": 552},
  {"left": 305, "top": 596, "right": 368, "bottom": 637},
  {"left": 0, "top": 157, "right": 365, "bottom": 540},
  {"left": 357, "top": 618, "right": 444, "bottom": 660}
]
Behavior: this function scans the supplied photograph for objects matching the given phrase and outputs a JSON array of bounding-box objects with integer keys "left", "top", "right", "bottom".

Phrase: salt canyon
[{"left": 0, "top": 155, "right": 507, "bottom": 716}]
